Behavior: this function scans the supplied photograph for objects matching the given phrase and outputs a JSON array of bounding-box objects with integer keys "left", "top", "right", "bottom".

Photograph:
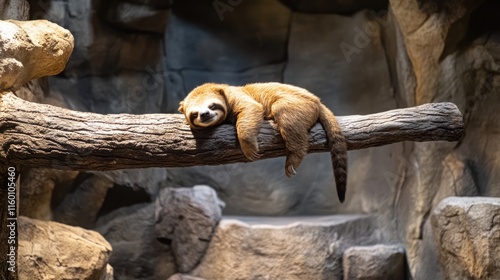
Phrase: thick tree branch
[{"left": 0, "top": 92, "right": 463, "bottom": 171}]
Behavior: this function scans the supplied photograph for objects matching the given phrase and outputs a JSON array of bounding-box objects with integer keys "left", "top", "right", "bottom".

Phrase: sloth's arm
[{"left": 234, "top": 101, "right": 265, "bottom": 161}]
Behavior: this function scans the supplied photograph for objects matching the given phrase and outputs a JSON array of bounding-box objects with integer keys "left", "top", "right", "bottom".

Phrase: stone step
[{"left": 188, "top": 215, "right": 382, "bottom": 280}]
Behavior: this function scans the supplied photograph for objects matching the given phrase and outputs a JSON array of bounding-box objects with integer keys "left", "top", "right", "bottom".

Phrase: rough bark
[{"left": 0, "top": 91, "right": 463, "bottom": 171}]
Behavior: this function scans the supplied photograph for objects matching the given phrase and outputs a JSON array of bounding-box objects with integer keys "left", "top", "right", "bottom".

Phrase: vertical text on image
[{"left": 6, "top": 166, "right": 17, "bottom": 274}]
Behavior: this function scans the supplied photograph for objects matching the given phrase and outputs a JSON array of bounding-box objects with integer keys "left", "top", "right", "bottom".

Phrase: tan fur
[{"left": 179, "top": 82, "right": 348, "bottom": 202}]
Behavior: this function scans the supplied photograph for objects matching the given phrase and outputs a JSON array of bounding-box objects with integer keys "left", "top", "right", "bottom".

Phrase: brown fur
[{"left": 179, "top": 83, "right": 348, "bottom": 202}]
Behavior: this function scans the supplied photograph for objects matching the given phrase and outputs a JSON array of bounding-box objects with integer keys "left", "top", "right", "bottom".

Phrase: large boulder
[
  {"left": 0, "top": 20, "right": 73, "bottom": 90},
  {"left": 18, "top": 216, "right": 112, "bottom": 280},
  {"left": 155, "top": 185, "right": 225, "bottom": 273},
  {"left": 343, "top": 244, "right": 407, "bottom": 280},
  {"left": 95, "top": 203, "right": 176, "bottom": 280},
  {"left": 189, "top": 215, "right": 381, "bottom": 279},
  {"left": 431, "top": 197, "right": 500, "bottom": 279}
]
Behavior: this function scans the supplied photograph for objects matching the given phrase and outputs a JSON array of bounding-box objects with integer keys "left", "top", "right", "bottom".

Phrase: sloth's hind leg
[{"left": 271, "top": 100, "right": 318, "bottom": 177}]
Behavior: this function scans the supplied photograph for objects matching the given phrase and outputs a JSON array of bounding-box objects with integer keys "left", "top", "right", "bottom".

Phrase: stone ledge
[{"left": 189, "top": 215, "right": 381, "bottom": 280}]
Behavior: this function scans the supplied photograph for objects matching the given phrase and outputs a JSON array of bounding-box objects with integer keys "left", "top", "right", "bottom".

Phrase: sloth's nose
[{"left": 200, "top": 111, "right": 210, "bottom": 118}]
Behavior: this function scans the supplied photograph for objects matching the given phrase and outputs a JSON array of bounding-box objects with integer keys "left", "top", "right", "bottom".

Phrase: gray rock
[
  {"left": 0, "top": 0, "right": 29, "bottom": 20},
  {"left": 19, "top": 216, "right": 112, "bottom": 280},
  {"left": 97, "top": 168, "right": 168, "bottom": 199},
  {"left": 432, "top": 153, "right": 478, "bottom": 208},
  {"left": 165, "top": 162, "right": 307, "bottom": 216},
  {"left": 30, "top": 0, "right": 168, "bottom": 114},
  {"left": 431, "top": 197, "right": 500, "bottom": 280},
  {"left": 52, "top": 173, "right": 113, "bottom": 229},
  {"left": 167, "top": 273, "right": 206, "bottom": 280},
  {"left": 281, "top": 0, "right": 387, "bottom": 14},
  {"left": 129, "top": 0, "right": 172, "bottom": 9},
  {"left": 284, "top": 10, "right": 394, "bottom": 115},
  {"left": 155, "top": 185, "right": 225, "bottom": 272},
  {"left": 19, "top": 168, "right": 79, "bottom": 221},
  {"left": 166, "top": 0, "right": 291, "bottom": 72},
  {"left": 96, "top": 203, "right": 176, "bottom": 280},
  {"left": 343, "top": 244, "right": 406, "bottom": 280},
  {"left": 51, "top": 68, "right": 167, "bottom": 114},
  {"left": 410, "top": 218, "right": 445, "bottom": 280},
  {"left": 22, "top": 167, "right": 167, "bottom": 229},
  {"left": 14, "top": 79, "right": 45, "bottom": 103},
  {"left": 190, "top": 215, "right": 381, "bottom": 279},
  {"left": 104, "top": 0, "right": 169, "bottom": 33},
  {"left": 181, "top": 63, "right": 286, "bottom": 92}
]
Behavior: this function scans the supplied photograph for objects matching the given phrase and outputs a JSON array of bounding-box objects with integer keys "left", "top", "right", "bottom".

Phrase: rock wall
[
  {"left": 388, "top": 0, "right": 500, "bottom": 277},
  {"left": 3, "top": 0, "right": 499, "bottom": 279}
]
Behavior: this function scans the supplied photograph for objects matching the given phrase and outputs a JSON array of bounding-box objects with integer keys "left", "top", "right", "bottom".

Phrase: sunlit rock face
[
  {"left": 18, "top": 216, "right": 112, "bottom": 280},
  {"left": 431, "top": 197, "right": 500, "bottom": 280}
]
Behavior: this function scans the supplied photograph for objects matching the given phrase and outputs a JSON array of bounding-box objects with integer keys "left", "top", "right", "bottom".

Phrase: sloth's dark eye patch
[
  {"left": 189, "top": 112, "right": 198, "bottom": 124},
  {"left": 209, "top": 103, "right": 226, "bottom": 115}
]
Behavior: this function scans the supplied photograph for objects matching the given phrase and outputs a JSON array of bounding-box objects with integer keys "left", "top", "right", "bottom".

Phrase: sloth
[{"left": 178, "top": 82, "right": 348, "bottom": 202}]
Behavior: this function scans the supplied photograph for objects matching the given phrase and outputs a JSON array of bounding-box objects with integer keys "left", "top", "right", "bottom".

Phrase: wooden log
[{"left": 0, "top": 91, "right": 463, "bottom": 171}]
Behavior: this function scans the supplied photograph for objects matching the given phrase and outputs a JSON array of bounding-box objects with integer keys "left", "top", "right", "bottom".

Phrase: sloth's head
[{"left": 178, "top": 83, "right": 228, "bottom": 128}]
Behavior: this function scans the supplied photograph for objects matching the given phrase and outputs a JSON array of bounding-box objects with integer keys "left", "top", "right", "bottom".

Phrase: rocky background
[{"left": 2, "top": 0, "right": 499, "bottom": 279}]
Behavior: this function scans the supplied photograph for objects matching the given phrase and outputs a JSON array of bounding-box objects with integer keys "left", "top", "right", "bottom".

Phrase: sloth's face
[
  {"left": 183, "top": 97, "right": 226, "bottom": 128},
  {"left": 178, "top": 84, "right": 227, "bottom": 128}
]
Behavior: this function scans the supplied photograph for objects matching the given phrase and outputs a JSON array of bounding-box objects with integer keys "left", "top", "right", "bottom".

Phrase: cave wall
[
  {"left": 389, "top": 0, "right": 500, "bottom": 277},
  {"left": 8, "top": 0, "right": 500, "bottom": 279}
]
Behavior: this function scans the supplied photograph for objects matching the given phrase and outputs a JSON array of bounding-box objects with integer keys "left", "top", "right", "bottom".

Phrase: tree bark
[{"left": 0, "top": 91, "right": 463, "bottom": 171}]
